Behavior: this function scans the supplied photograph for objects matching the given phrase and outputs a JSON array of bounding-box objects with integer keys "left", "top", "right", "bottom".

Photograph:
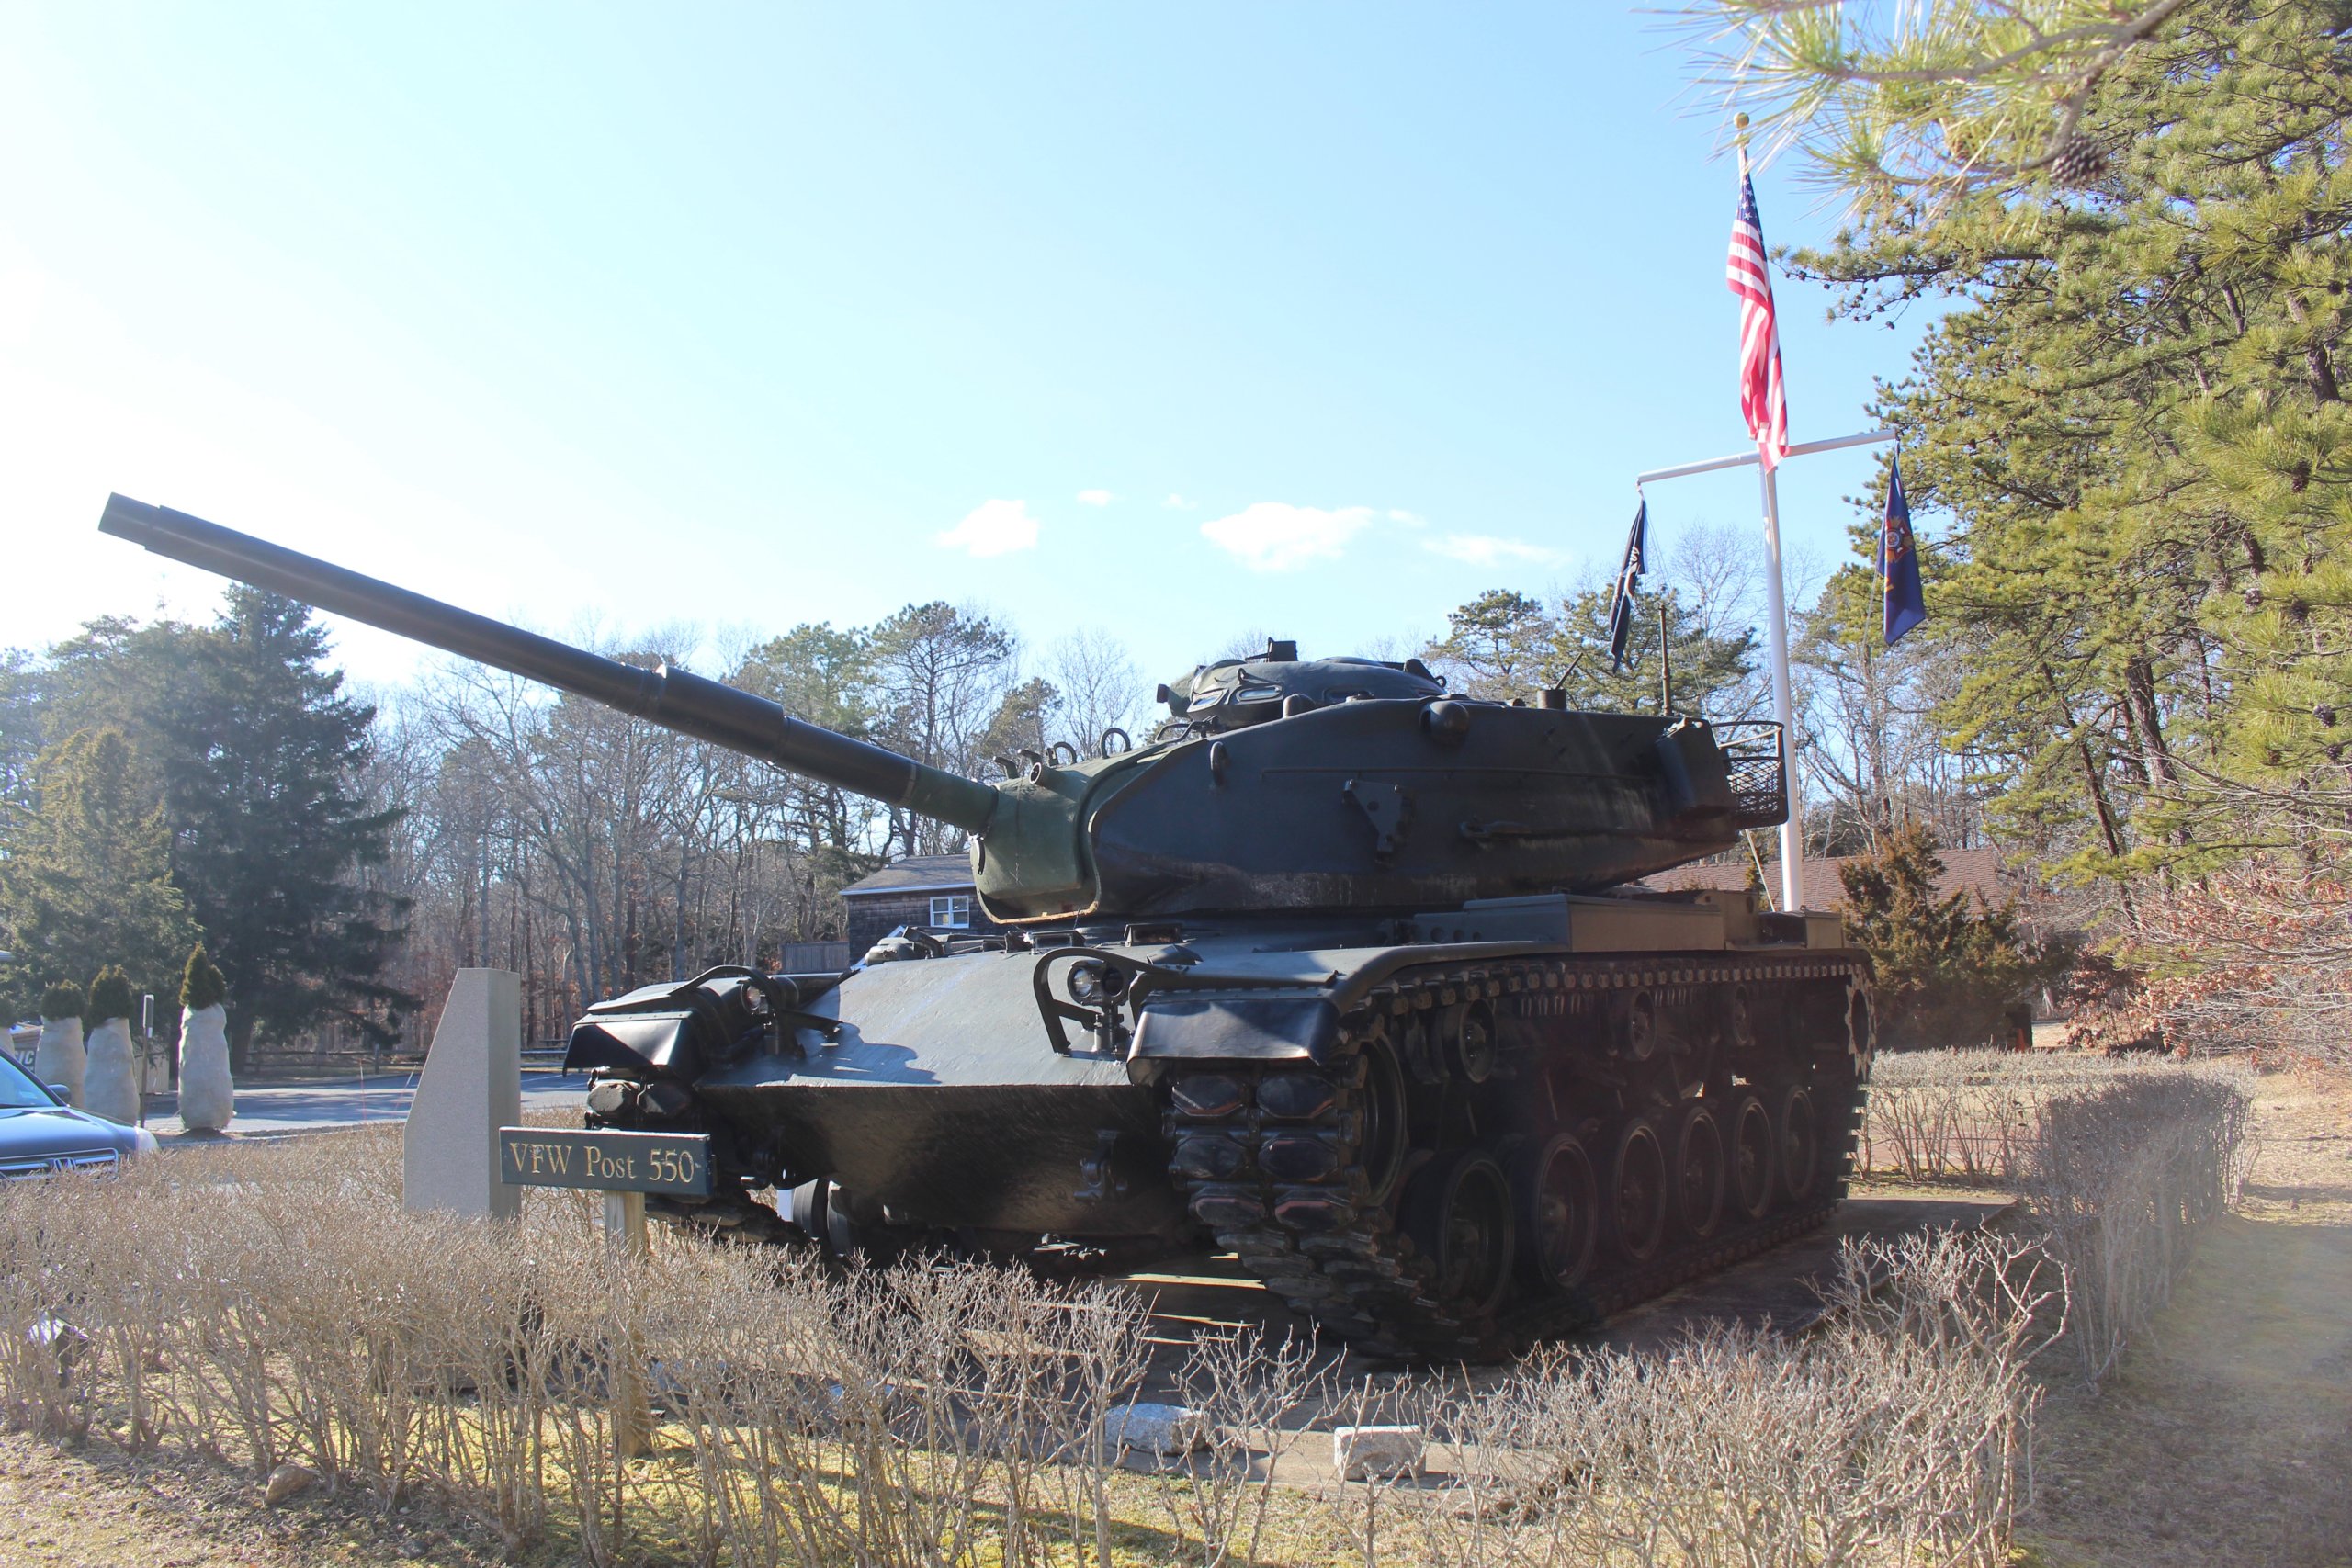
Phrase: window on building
[{"left": 930, "top": 894, "right": 972, "bottom": 929}]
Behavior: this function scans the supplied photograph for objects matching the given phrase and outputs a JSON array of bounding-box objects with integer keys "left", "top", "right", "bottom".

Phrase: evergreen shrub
[
  {"left": 39, "top": 980, "right": 85, "bottom": 1023},
  {"left": 180, "top": 944, "right": 226, "bottom": 1010},
  {"left": 87, "top": 965, "right": 135, "bottom": 1024}
]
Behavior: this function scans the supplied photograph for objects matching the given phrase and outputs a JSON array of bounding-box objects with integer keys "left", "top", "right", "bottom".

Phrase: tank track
[{"left": 1163, "top": 953, "right": 1868, "bottom": 1360}]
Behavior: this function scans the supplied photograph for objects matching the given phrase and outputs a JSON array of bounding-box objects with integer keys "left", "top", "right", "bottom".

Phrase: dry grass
[{"left": 0, "top": 1059, "right": 2269, "bottom": 1566}]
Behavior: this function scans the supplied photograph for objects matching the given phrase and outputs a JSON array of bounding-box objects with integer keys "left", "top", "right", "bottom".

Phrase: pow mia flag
[{"left": 1606, "top": 495, "right": 1648, "bottom": 671}]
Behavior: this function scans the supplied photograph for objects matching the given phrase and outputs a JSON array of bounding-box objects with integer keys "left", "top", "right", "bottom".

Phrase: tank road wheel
[
  {"left": 787, "top": 1178, "right": 831, "bottom": 1244},
  {"left": 1622, "top": 990, "right": 1658, "bottom": 1061},
  {"left": 1452, "top": 999, "right": 1498, "bottom": 1084},
  {"left": 1606, "top": 1117, "right": 1670, "bottom": 1263},
  {"left": 1727, "top": 1092, "right": 1776, "bottom": 1222},
  {"left": 794, "top": 1178, "right": 920, "bottom": 1266},
  {"left": 1671, "top": 1104, "right": 1726, "bottom": 1239},
  {"left": 1520, "top": 1134, "right": 1600, "bottom": 1292},
  {"left": 1774, "top": 1084, "right": 1821, "bottom": 1204},
  {"left": 1402, "top": 1153, "right": 1516, "bottom": 1320},
  {"left": 1727, "top": 986, "right": 1758, "bottom": 1052}
]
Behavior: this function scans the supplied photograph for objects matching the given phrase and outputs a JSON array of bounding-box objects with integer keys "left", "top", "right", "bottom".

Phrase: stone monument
[
  {"left": 401, "top": 968, "right": 521, "bottom": 1220},
  {"left": 176, "top": 945, "right": 233, "bottom": 1133}
]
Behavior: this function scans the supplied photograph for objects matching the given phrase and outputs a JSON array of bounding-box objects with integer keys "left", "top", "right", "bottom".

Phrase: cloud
[
  {"left": 936, "top": 498, "right": 1041, "bottom": 557},
  {"left": 1076, "top": 489, "right": 1113, "bottom": 506},
  {"left": 1199, "top": 502, "right": 1377, "bottom": 571},
  {"left": 1164, "top": 492, "right": 1195, "bottom": 510},
  {"left": 1423, "top": 532, "right": 1568, "bottom": 569}
]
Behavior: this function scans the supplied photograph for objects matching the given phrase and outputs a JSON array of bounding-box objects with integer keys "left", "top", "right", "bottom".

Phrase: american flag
[{"left": 1726, "top": 163, "right": 1789, "bottom": 470}]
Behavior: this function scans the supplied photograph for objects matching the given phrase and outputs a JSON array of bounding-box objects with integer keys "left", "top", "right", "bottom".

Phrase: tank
[{"left": 101, "top": 493, "right": 1872, "bottom": 1359}]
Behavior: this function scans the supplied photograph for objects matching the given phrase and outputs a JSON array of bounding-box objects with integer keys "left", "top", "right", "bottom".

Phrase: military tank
[{"left": 101, "top": 493, "right": 1871, "bottom": 1359}]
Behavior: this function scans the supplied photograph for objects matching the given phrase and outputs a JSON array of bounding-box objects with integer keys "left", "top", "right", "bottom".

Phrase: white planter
[
  {"left": 177, "top": 1004, "right": 234, "bottom": 1133},
  {"left": 34, "top": 1017, "right": 85, "bottom": 1107},
  {"left": 85, "top": 1017, "right": 139, "bottom": 1125}
]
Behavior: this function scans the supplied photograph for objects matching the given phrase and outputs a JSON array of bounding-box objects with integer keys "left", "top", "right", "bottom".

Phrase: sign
[{"left": 498, "top": 1127, "right": 712, "bottom": 1198}]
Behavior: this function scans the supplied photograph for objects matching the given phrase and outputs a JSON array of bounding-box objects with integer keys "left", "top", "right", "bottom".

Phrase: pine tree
[
  {"left": 1423, "top": 585, "right": 1761, "bottom": 717},
  {"left": 1683, "top": 2, "right": 2352, "bottom": 1048},
  {"left": 0, "top": 649, "right": 41, "bottom": 848},
  {"left": 158, "top": 588, "right": 411, "bottom": 1067},
  {"left": 1838, "top": 825, "right": 2058, "bottom": 1050},
  {"left": 0, "top": 728, "right": 198, "bottom": 1023},
  {"left": 1743, "top": 4, "right": 2352, "bottom": 877},
  {"left": 1421, "top": 591, "right": 1560, "bottom": 698},
  {"left": 976, "top": 677, "right": 1065, "bottom": 765}
]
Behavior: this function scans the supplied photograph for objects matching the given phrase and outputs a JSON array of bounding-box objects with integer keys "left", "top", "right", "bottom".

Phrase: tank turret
[{"left": 100, "top": 495, "right": 1788, "bottom": 925}]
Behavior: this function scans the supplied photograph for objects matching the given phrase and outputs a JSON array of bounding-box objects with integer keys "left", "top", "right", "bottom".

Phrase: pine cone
[{"left": 2049, "top": 135, "right": 2109, "bottom": 187}]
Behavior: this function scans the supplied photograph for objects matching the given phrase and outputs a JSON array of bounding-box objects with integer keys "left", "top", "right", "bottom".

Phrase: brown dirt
[
  {"left": 0, "top": 1433, "right": 507, "bottom": 1567},
  {"left": 2018, "top": 1066, "right": 2352, "bottom": 1568}
]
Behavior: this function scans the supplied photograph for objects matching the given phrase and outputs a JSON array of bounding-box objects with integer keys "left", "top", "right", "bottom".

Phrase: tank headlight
[{"left": 1068, "top": 961, "right": 1109, "bottom": 1007}]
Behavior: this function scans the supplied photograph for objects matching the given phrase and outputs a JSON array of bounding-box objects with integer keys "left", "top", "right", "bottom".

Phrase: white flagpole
[{"left": 1757, "top": 461, "right": 1803, "bottom": 915}]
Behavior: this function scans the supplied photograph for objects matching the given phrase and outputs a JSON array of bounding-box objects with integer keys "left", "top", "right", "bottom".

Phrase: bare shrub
[
  {"left": 1860, "top": 1048, "right": 2236, "bottom": 1185},
  {"left": 1, "top": 1130, "right": 2080, "bottom": 1566},
  {"left": 2006, "top": 1070, "right": 2255, "bottom": 1382},
  {"left": 1146, "top": 1324, "right": 1322, "bottom": 1566},
  {"left": 1385, "top": 1229, "right": 2055, "bottom": 1568}
]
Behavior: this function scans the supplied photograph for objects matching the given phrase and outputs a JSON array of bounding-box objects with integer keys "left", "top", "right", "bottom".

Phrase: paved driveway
[{"left": 141, "top": 1067, "right": 588, "bottom": 1138}]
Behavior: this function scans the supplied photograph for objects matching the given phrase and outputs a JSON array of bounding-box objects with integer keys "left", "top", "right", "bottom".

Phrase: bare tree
[{"left": 1049, "top": 628, "right": 1145, "bottom": 758}]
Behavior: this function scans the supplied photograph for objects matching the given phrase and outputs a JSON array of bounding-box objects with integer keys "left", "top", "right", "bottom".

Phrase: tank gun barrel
[{"left": 97, "top": 495, "right": 1001, "bottom": 833}]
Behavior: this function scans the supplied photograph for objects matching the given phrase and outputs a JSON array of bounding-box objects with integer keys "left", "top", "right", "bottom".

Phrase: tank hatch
[{"left": 1153, "top": 640, "right": 1442, "bottom": 739}]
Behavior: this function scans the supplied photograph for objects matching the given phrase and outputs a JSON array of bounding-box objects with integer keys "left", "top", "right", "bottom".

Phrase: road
[{"left": 141, "top": 1067, "right": 588, "bottom": 1139}]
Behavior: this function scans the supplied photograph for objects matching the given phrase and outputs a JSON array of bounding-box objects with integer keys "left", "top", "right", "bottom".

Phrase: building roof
[
  {"left": 1640, "top": 844, "right": 2007, "bottom": 914},
  {"left": 840, "top": 853, "right": 976, "bottom": 897}
]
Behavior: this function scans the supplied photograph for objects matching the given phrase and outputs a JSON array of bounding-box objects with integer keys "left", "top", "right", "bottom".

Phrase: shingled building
[{"left": 839, "top": 852, "right": 1006, "bottom": 956}]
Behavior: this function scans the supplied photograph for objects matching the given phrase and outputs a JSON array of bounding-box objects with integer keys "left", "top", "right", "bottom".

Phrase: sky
[{"left": 0, "top": 4, "right": 1929, "bottom": 697}]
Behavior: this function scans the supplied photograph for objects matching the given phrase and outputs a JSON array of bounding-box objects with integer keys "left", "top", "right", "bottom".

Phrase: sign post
[{"left": 499, "top": 1127, "right": 713, "bottom": 1460}]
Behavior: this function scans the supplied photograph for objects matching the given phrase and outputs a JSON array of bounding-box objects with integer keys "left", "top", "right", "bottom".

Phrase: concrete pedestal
[
  {"left": 177, "top": 1004, "right": 234, "bottom": 1132},
  {"left": 35, "top": 1017, "right": 86, "bottom": 1107},
  {"left": 84, "top": 1018, "right": 138, "bottom": 1125},
  {"left": 401, "top": 969, "right": 521, "bottom": 1220}
]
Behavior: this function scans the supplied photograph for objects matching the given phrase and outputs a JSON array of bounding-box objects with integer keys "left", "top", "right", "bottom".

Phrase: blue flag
[
  {"left": 1879, "top": 456, "right": 1927, "bottom": 646},
  {"left": 1607, "top": 495, "right": 1647, "bottom": 671}
]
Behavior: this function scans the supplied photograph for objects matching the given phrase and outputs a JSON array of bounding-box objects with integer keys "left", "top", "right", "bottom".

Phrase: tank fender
[
  {"left": 563, "top": 966, "right": 806, "bottom": 1079},
  {"left": 1131, "top": 994, "right": 1342, "bottom": 1064}
]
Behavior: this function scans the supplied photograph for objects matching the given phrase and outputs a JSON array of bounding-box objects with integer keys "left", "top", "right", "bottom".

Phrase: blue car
[{"left": 0, "top": 1052, "right": 158, "bottom": 1179}]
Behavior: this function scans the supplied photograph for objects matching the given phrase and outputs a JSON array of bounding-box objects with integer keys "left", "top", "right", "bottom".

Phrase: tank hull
[{"left": 639, "top": 888, "right": 1871, "bottom": 1358}]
